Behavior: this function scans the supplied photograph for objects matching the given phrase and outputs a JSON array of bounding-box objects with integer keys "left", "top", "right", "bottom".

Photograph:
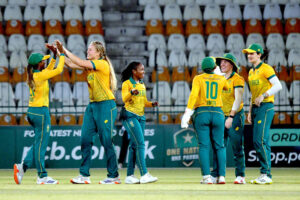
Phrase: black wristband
[
  {"left": 130, "top": 90, "right": 133, "bottom": 95},
  {"left": 229, "top": 115, "right": 234, "bottom": 118}
]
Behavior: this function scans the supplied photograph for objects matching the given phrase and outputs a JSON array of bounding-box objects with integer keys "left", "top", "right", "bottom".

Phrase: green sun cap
[
  {"left": 28, "top": 53, "right": 50, "bottom": 65},
  {"left": 201, "top": 57, "right": 216, "bottom": 71},
  {"left": 216, "top": 53, "right": 240, "bottom": 72},
  {"left": 242, "top": 43, "right": 264, "bottom": 54}
]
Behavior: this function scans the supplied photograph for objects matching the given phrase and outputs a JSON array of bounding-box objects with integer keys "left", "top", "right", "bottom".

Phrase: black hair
[
  {"left": 260, "top": 49, "right": 269, "bottom": 61},
  {"left": 27, "top": 64, "right": 38, "bottom": 90},
  {"left": 121, "top": 61, "right": 141, "bottom": 82}
]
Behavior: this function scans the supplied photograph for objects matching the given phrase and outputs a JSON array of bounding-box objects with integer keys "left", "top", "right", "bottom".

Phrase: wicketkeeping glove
[{"left": 181, "top": 108, "right": 194, "bottom": 128}]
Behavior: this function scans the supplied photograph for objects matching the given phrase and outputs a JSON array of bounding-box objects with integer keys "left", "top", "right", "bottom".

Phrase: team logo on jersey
[
  {"left": 167, "top": 128, "right": 198, "bottom": 167},
  {"left": 47, "top": 125, "right": 50, "bottom": 132},
  {"left": 130, "top": 120, "right": 134, "bottom": 127}
]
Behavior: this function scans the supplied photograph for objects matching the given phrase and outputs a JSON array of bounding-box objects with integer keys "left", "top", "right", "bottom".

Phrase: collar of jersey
[
  {"left": 129, "top": 77, "right": 143, "bottom": 87},
  {"left": 253, "top": 62, "right": 263, "bottom": 69},
  {"left": 33, "top": 69, "right": 41, "bottom": 73},
  {"left": 227, "top": 71, "right": 235, "bottom": 79}
]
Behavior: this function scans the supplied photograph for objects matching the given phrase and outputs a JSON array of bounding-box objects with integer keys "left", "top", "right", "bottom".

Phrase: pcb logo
[{"left": 173, "top": 128, "right": 199, "bottom": 167}]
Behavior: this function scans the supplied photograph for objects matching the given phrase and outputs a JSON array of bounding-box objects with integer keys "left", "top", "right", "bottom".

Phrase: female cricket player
[
  {"left": 181, "top": 57, "right": 229, "bottom": 184},
  {"left": 120, "top": 61, "right": 158, "bottom": 184},
  {"left": 14, "top": 40, "right": 65, "bottom": 185},
  {"left": 211, "top": 53, "right": 246, "bottom": 184},
  {"left": 242, "top": 43, "right": 282, "bottom": 184},
  {"left": 63, "top": 41, "right": 120, "bottom": 184}
]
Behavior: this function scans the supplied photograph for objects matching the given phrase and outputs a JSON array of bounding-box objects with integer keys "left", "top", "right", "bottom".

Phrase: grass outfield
[{"left": 0, "top": 168, "right": 300, "bottom": 200}]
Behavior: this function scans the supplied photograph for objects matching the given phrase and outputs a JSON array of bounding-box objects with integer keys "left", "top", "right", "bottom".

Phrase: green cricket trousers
[
  {"left": 24, "top": 107, "right": 51, "bottom": 178},
  {"left": 211, "top": 109, "right": 246, "bottom": 177},
  {"left": 251, "top": 103, "right": 274, "bottom": 178},
  {"left": 193, "top": 106, "right": 226, "bottom": 176},
  {"left": 122, "top": 110, "right": 148, "bottom": 176},
  {"left": 80, "top": 100, "right": 118, "bottom": 178}
]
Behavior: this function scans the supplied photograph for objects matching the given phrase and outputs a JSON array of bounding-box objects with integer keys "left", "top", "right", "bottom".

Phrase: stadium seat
[
  {"left": 152, "top": 81, "right": 172, "bottom": 110},
  {"left": 9, "top": 50, "right": 27, "bottom": 69},
  {"left": 185, "top": 19, "right": 203, "bottom": 36},
  {"left": 286, "top": 33, "right": 300, "bottom": 50},
  {"left": 64, "top": 5, "right": 84, "bottom": 36},
  {"left": 58, "top": 114, "right": 77, "bottom": 125},
  {"left": 145, "top": 19, "right": 164, "bottom": 35},
  {"left": 205, "top": 19, "right": 224, "bottom": 35},
  {"left": 84, "top": 0, "right": 103, "bottom": 6},
  {"left": 167, "top": 34, "right": 186, "bottom": 51},
  {"left": 252, "top": 0, "right": 270, "bottom": 4},
  {"left": 158, "top": 113, "right": 173, "bottom": 124},
  {"left": 28, "top": 34, "right": 46, "bottom": 53},
  {"left": 183, "top": 4, "right": 202, "bottom": 21},
  {"left": 284, "top": 3, "right": 300, "bottom": 19},
  {"left": 73, "top": 81, "right": 89, "bottom": 113},
  {"left": 25, "top": 19, "right": 43, "bottom": 36},
  {"left": 71, "top": 69, "right": 87, "bottom": 83},
  {"left": 148, "top": 49, "right": 168, "bottom": 68},
  {"left": 50, "top": 114, "right": 57, "bottom": 125},
  {"left": 246, "top": 33, "right": 265, "bottom": 49},
  {"left": 0, "top": 35, "right": 7, "bottom": 52},
  {"left": 0, "top": 82, "right": 17, "bottom": 114},
  {"left": 166, "top": 19, "right": 184, "bottom": 36},
  {"left": 53, "top": 81, "right": 76, "bottom": 115},
  {"left": 46, "top": 0, "right": 64, "bottom": 6},
  {"left": 0, "top": 66, "right": 10, "bottom": 82},
  {"left": 187, "top": 34, "right": 205, "bottom": 51},
  {"left": 245, "top": 19, "right": 264, "bottom": 35},
  {"left": 83, "top": 4, "right": 102, "bottom": 21},
  {"left": 163, "top": 3, "right": 182, "bottom": 21},
  {"left": 214, "top": 0, "right": 231, "bottom": 5},
  {"left": 203, "top": 4, "right": 222, "bottom": 21},
  {"left": 273, "top": 112, "right": 292, "bottom": 124},
  {"left": 0, "top": 0, "right": 6, "bottom": 5},
  {"left": 8, "top": 0, "right": 26, "bottom": 6},
  {"left": 293, "top": 112, "right": 300, "bottom": 124},
  {"left": 265, "top": 18, "right": 283, "bottom": 35},
  {"left": 77, "top": 114, "right": 84, "bottom": 125},
  {"left": 207, "top": 33, "right": 225, "bottom": 52},
  {"left": 44, "top": 5, "right": 63, "bottom": 36},
  {"left": 177, "top": 0, "right": 194, "bottom": 4},
  {"left": 84, "top": 5, "right": 103, "bottom": 35},
  {"left": 226, "top": 33, "right": 245, "bottom": 51},
  {"left": 174, "top": 113, "right": 183, "bottom": 124},
  {"left": 158, "top": 0, "right": 175, "bottom": 5},
  {"left": 243, "top": 3, "right": 262, "bottom": 20},
  {"left": 5, "top": 20, "right": 24, "bottom": 36},
  {"left": 19, "top": 113, "right": 30, "bottom": 125},
  {"left": 11, "top": 67, "right": 27, "bottom": 83},
  {"left": 209, "top": 48, "right": 224, "bottom": 58},
  {"left": 48, "top": 34, "right": 66, "bottom": 47},
  {"left": 263, "top": 3, "right": 282, "bottom": 20},
  {"left": 168, "top": 50, "right": 188, "bottom": 68},
  {"left": 65, "top": 0, "right": 83, "bottom": 6},
  {"left": 266, "top": 33, "right": 285, "bottom": 50},
  {"left": 0, "top": 114, "right": 17, "bottom": 125},
  {"left": 147, "top": 34, "right": 166, "bottom": 51},
  {"left": 171, "top": 66, "right": 191, "bottom": 83},
  {"left": 271, "top": 0, "right": 288, "bottom": 4},
  {"left": 171, "top": 81, "right": 190, "bottom": 103},
  {"left": 290, "top": 80, "right": 300, "bottom": 111},
  {"left": 144, "top": 3, "right": 163, "bottom": 20},
  {"left": 67, "top": 34, "right": 86, "bottom": 52},
  {"left": 15, "top": 82, "right": 29, "bottom": 116},
  {"left": 188, "top": 49, "right": 205, "bottom": 68},
  {"left": 232, "top": 0, "right": 248, "bottom": 5},
  {"left": 274, "top": 81, "right": 292, "bottom": 112},
  {"left": 195, "top": 0, "right": 210, "bottom": 5},
  {"left": 268, "top": 50, "right": 290, "bottom": 82},
  {"left": 28, "top": 0, "right": 46, "bottom": 6},
  {"left": 288, "top": 49, "right": 300, "bottom": 67},
  {"left": 24, "top": 5, "right": 43, "bottom": 22},
  {"left": 87, "top": 34, "right": 105, "bottom": 46},
  {"left": 151, "top": 66, "right": 171, "bottom": 82},
  {"left": 4, "top": 4, "right": 22, "bottom": 21},
  {"left": 285, "top": 18, "right": 300, "bottom": 35},
  {"left": 51, "top": 68, "right": 71, "bottom": 84},
  {"left": 223, "top": 3, "right": 242, "bottom": 20},
  {"left": 225, "top": 19, "right": 244, "bottom": 36}
]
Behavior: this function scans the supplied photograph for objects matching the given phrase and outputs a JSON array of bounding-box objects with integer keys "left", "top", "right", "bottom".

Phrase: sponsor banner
[{"left": 0, "top": 125, "right": 299, "bottom": 169}]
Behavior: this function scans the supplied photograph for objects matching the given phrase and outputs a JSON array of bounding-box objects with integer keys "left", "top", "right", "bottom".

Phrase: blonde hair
[{"left": 91, "top": 41, "right": 117, "bottom": 93}]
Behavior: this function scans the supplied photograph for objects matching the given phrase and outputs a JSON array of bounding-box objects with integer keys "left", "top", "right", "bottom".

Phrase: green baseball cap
[
  {"left": 242, "top": 43, "right": 264, "bottom": 54},
  {"left": 201, "top": 57, "right": 216, "bottom": 71},
  {"left": 28, "top": 53, "right": 50, "bottom": 65},
  {"left": 216, "top": 53, "right": 240, "bottom": 72}
]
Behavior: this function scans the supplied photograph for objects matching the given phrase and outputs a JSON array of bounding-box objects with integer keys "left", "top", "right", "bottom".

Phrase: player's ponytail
[
  {"left": 121, "top": 61, "right": 140, "bottom": 83},
  {"left": 27, "top": 64, "right": 36, "bottom": 90}
]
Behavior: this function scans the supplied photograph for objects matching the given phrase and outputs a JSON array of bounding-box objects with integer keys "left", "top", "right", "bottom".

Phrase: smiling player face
[
  {"left": 133, "top": 64, "right": 145, "bottom": 80},
  {"left": 87, "top": 44, "right": 100, "bottom": 60}
]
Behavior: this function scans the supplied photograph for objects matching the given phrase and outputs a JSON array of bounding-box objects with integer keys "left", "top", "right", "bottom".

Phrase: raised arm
[{"left": 64, "top": 47, "right": 94, "bottom": 69}]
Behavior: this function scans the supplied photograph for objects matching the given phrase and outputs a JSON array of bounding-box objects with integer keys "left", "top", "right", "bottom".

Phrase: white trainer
[
  {"left": 200, "top": 175, "right": 213, "bottom": 184},
  {"left": 251, "top": 174, "right": 272, "bottom": 184},
  {"left": 234, "top": 176, "right": 246, "bottom": 184},
  {"left": 218, "top": 176, "right": 226, "bottom": 184},
  {"left": 125, "top": 175, "right": 140, "bottom": 184},
  {"left": 140, "top": 173, "right": 158, "bottom": 184},
  {"left": 99, "top": 177, "right": 121, "bottom": 184},
  {"left": 37, "top": 176, "right": 58, "bottom": 184},
  {"left": 13, "top": 163, "right": 24, "bottom": 185},
  {"left": 70, "top": 175, "right": 91, "bottom": 184},
  {"left": 211, "top": 176, "right": 218, "bottom": 184}
]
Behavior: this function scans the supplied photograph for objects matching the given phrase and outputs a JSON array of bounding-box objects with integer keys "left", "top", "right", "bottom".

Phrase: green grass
[{"left": 0, "top": 168, "right": 300, "bottom": 200}]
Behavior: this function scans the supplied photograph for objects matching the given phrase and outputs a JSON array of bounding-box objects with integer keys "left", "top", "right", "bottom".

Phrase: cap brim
[
  {"left": 242, "top": 49, "right": 256, "bottom": 53},
  {"left": 42, "top": 55, "right": 50, "bottom": 60},
  {"left": 215, "top": 57, "right": 240, "bottom": 72}
]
